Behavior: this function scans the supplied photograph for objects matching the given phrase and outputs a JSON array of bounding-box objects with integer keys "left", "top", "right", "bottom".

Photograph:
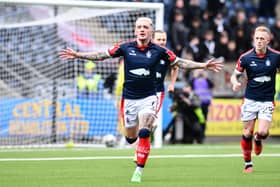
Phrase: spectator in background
[
  {"left": 188, "top": 16, "right": 204, "bottom": 40},
  {"left": 201, "top": 29, "right": 216, "bottom": 58},
  {"left": 169, "top": 0, "right": 187, "bottom": 27},
  {"left": 246, "top": 12, "right": 259, "bottom": 39},
  {"left": 258, "top": 0, "right": 277, "bottom": 25},
  {"left": 206, "top": 0, "right": 225, "bottom": 19},
  {"left": 225, "top": 39, "right": 239, "bottom": 62},
  {"left": 270, "top": 17, "right": 280, "bottom": 50},
  {"left": 167, "top": 0, "right": 187, "bottom": 49},
  {"left": 214, "top": 31, "right": 229, "bottom": 60},
  {"left": 213, "top": 11, "right": 229, "bottom": 35},
  {"left": 77, "top": 60, "right": 103, "bottom": 98},
  {"left": 229, "top": 8, "right": 250, "bottom": 39},
  {"left": 229, "top": 8, "right": 247, "bottom": 28},
  {"left": 214, "top": 31, "right": 239, "bottom": 63},
  {"left": 234, "top": 26, "right": 252, "bottom": 56},
  {"left": 200, "top": 10, "right": 214, "bottom": 35},
  {"left": 190, "top": 69, "right": 214, "bottom": 140},
  {"left": 183, "top": 34, "right": 204, "bottom": 62},
  {"left": 185, "top": 0, "right": 202, "bottom": 27},
  {"left": 170, "top": 9, "right": 189, "bottom": 56},
  {"left": 225, "top": 0, "right": 246, "bottom": 19}
]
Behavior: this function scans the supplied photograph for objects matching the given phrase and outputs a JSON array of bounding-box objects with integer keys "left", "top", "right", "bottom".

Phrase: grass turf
[{"left": 0, "top": 144, "right": 279, "bottom": 187}]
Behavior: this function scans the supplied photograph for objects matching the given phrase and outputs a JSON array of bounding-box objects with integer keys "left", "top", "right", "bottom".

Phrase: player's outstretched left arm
[
  {"left": 59, "top": 47, "right": 110, "bottom": 61},
  {"left": 175, "top": 58, "right": 223, "bottom": 72}
]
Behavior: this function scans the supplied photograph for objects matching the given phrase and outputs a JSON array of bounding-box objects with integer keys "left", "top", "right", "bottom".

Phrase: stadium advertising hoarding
[
  {"left": 0, "top": 98, "right": 117, "bottom": 137},
  {"left": 0, "top": 98, "right": 279, "bottom": 137},
  {"left": 162, "top": 97, "right": 280, "bottom": 136},
  {"left": 207, "top": 99, "right": 280, "bottom": 135}
]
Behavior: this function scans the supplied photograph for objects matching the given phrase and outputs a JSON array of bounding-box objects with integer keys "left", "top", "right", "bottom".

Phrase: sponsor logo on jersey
[
  {"left": 130, "top": 68, "right": 150, "bottom": 76},
  {"left": 250, "top": 61, "right": 257, "bottom": 66},
  {"left": 129, "top": 50, "right": 136, "bottom": 56},
  {"left": 253, "top": 76, "right": 271, "bottom": 82}
]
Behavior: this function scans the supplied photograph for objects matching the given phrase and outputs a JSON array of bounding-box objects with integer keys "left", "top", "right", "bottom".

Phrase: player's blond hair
[
  {"left": 135, "top": 17, "right": 154, "bottom": 29},
  {"left": 254, "top": 26, "right": 271, "bottom": 36}
]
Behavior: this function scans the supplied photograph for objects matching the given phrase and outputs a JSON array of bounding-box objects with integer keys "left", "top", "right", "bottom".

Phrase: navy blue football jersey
[
  {"left": 235, "top": 47, "right": 280, "bottom": 101},
  {"left": 155, "top": 59, "right": 170, "bottom": 92},
  {"left": 108, "top": 40, "right": 177, "bottom": 99}
]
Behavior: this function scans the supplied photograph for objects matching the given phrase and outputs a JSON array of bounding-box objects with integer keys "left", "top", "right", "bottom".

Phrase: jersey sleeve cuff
[
  {"left": 106, "top": 50, "right": 112, "bottom": 57},
  {"left": 170, "top": 57, "right": 179, "bottom": 66},
  {"left": 234, "top": 69, "right": 243, "bottom": 75}
]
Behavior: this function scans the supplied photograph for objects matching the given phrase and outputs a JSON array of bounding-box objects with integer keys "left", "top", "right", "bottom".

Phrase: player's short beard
[{"left": 138, "top": 36, "right": 151, "bottom": 45}]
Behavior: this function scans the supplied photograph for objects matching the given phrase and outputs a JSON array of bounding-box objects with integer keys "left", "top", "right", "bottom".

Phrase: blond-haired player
[{"left": 231, "top": 26, "right": 280, "bottom": 173}]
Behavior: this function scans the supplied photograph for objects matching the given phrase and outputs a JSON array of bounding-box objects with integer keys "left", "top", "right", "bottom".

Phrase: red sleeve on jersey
[
  {"left": 166, "top": 49, "right": 177, "bottom": 62},
  {"left": 108, "top": 43, "right": 120, "bottom": 56},
  {"left": 236, "top": 48, "right": 254, "bottom": 72},
  {"left": 236, "top": 57, "right": 244, "bottom": 72}
]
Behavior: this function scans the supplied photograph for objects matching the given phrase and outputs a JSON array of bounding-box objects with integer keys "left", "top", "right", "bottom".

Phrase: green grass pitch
[{"left": 0, "top": 144, "right": 279, "bottom": 187}]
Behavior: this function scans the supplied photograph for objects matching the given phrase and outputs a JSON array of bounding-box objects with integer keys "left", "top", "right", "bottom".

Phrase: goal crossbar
[{"left": 0, "top": 0, "right": 164, "bottom": 30}]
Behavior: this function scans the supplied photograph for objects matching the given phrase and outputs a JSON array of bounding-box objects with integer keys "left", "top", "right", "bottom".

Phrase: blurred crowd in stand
[
  {"left": 157, "top": 0, "right": 279, "bottom": 82},
  {"left": 129, "top": 0, "right": 280, "bottom": 143},
  {"left": 69, "top": 0, "right": 280, "bottom": 144}
]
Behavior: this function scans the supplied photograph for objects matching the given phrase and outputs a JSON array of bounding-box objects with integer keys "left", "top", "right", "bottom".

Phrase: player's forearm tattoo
[
  {"left": 77, "top": 52, "right": 109, "bottom": 61},
  {"left": 176, "top": 58, "right": 204, "bottom": 69}
]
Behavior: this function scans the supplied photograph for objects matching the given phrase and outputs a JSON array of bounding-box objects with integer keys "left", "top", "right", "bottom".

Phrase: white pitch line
[
  {"left": 0, "top": 153, "right": 280, "bottom": 162},
  {"left": 1, "top": 144, "right": 280, "bottom": 152}
]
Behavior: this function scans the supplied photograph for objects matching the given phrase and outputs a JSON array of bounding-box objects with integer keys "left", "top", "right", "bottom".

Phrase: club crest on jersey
[
  {"left": 146, "top": 50, "right": 151, "bottom": 58},
  {"left": 160, "top": 60, "right": 165, "bottom": 65},
  {"left": 265, "top": 59, "right": 271, "bottom": 66},
  {"left": 129, "top": 50, "right": 136, "bottom": 56}
]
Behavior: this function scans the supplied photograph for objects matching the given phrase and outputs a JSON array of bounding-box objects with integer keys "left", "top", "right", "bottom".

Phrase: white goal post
[{"left": 0, "top": 0, "right": 164, "bottom": 148}]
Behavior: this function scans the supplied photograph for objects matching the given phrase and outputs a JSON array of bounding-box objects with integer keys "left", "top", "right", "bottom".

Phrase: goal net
[{"left": 0, "top": 0, "right": 164, "bottom": 148}]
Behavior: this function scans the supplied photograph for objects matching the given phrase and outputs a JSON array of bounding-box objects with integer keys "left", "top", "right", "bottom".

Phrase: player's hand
[
  {"left": 205, "top": 58, "right": 223, "bottom": 72},
  {"left": 232, "top": 82, "right": 242, "bottom": 91},
  {"left": 59, "top": 47, "right": 78, "bottom": 60},
  {"left": 167, "top": 84, "right": 175, "bottom": 92}
]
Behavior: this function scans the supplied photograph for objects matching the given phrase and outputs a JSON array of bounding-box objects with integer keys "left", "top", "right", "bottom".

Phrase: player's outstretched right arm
[{"left": 59, "top": 47, "right": 110, "bottom": 61}]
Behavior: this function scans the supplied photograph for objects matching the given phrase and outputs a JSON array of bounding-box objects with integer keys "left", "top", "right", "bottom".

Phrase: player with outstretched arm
[
  {"left": 231, "top": 26, "right": 280, "bottom": 173},
  {"left": 129, "top": 29, "right": 179, "bottom": 162},
  {"left": 59, "top": 17, "right": 223, "bottom": 183}
]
